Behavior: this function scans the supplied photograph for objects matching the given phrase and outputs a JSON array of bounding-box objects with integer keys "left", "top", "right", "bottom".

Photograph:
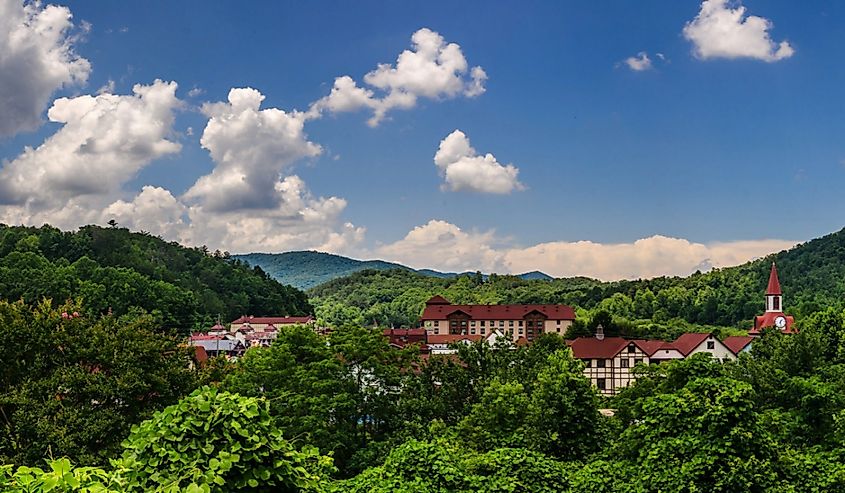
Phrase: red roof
[
  {"left": 723, "top": 336, "right": 754, "bottom": 354},
  {"left": 231, "top": 316, "right": 314, "bottom": 325},
  {"left": 427, "top": 334, "right": 483, "bottom": 344},
  {"left": 634, "top": 339, "right": 666, "bottom": 357},
  {"left": 766, "top": 262, "right": 782, "bottom": 295},
  {"left": 426, "top": 295, "right": 451, "bottom": 305},
  {"left": 383, "top": 328, "right": 426, "bottom": 336},
  {"left": 671, "top": 333, "right": 711, "bottom": 356},
  {"left": 190, "top": 333, "right": 223, "bottom": 341},
  {"left": 421, "top": 303, "right": 575, "bottom": 321},
  {"left": 751, "top": 312, "right": 796, "bottom": 334},
  {"left": 569, "top": 337, "right": 629, "bottom": 359}
]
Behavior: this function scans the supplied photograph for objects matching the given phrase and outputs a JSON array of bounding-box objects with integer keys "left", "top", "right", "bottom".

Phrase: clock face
[{"left": 775, "top": 316, "right": 787, "bottom": 329}]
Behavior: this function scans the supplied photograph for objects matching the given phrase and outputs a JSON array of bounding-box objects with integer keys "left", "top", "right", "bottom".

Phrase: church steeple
[{"left": 765, "top": 262, "right": 782, "bottom": 312}]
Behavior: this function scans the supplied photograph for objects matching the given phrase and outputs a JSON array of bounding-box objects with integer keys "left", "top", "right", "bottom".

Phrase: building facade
[
  {"left": 750, "top": 262, "right": 795, "bottom": 335},
  {"left": 419, "top": 295, "right": 576, "bottom": 343}
]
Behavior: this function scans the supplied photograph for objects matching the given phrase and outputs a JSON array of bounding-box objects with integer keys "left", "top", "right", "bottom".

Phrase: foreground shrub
[{"left": 114, "top": 387, "right": 334, "bottom": 492}]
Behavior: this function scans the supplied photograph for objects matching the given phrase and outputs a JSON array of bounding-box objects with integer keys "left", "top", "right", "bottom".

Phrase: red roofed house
[
  {"left": 230, "top": 315, "right": 316, "bottom": 333},
  {"left": 383, "top": 328, "right": 427, "bottom": 349},
  {"left": 420, "top": 295, "right": 576, "bottom": 343},
  {"left": 569, "top": 326, "right": 652, "bottom": 395},
  {"left": 750, "top": 262, "right": 795, "bottom": 336},
  {"left": 723, "top": 335, "right": 754, "bottom": 355},
  {"left": 669, "top": 332, "right": 736, "bottom": 362}
]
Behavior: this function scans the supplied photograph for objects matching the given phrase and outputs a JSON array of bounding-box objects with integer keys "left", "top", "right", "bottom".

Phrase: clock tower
[{"left": 750, "top": 262, "right": 795, "bottom": 335}]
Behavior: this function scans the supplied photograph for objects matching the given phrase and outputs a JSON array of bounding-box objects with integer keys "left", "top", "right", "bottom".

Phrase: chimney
[{"left": 595, "top": 324, "right": 605, "bottom": 341}]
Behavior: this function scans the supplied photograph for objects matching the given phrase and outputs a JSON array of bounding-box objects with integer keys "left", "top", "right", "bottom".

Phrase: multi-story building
[
  {"left": 419, "top": 295, "right": 576, "bottom": 343},
  {"left": 230, "top": 315, "right": 315, "bottom": 333}
]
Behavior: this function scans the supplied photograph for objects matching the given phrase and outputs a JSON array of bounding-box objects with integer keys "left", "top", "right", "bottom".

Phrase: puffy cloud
[
  {"left": 377, "top": 219, "right": 797, "bottom": 280},
  {"left": 184, "top": 87, "right": 321, "bottom": 212},
  {"left": 102, "top": 186, "right": 186, "bottom": 239},
  {"left": 434, "top": 130, "right": 523, "bottom": 194},
  {"left": 308, "top": 28, "right": 487, "bottom": 126},
  {"left": 376, "top": 220, "right": 504, "bottom": 273},
  {"left": 0, "top": 0, "right": 91, "bottom": 137},
  {"left": 683, "top": 0, "right": 794, "bottom": 62},
  {"left": 179, "top": 88, "right": 361, "bottom": 254},
  {"left": 183, "top": 175, "right": 364, "bottom": 254},
  {"left": 0, "top": 80, "right": 181, "bottom": 211},
  {"left": 623, "top": 52, "right": 652, "bottom": 71}
]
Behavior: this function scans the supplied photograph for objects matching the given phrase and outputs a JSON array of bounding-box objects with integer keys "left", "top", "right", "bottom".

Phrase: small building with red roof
[
  {"left": 569, "top": 326, "right": 652, "bottom": 395},
  {"left": 723, "top": 335, "right": 754, "bottom": 355},
  {"left": 750, "top": 263, "right": 796, "bottom": 335},
  {"left": 420, "top": 295, "right": 576, "bottom": 343},
  {"left": 230, "top": 315, "right": 316, "bottom": 333}
]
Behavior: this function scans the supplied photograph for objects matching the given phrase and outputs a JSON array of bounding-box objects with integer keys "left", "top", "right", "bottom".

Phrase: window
[
  {"left": 621, "top": 358, "right": 629, "bottom": 368},
  {"left": 480, "top": 320, "right": 486, "bottom": 327},
  {"left": 596, "top": 359, "right": 605, "bottom": 368},
  {"left": 480, "top": 327, "right": 486, "bottom": 334},
  {"left": 556, "top": 327, "right": 560, "bottom": 333},
  {"left": 470, "top": 321, "right": 476, "bottom": 326},
  {"left": 519, "top": 320, "right": 524, "bottom": 327},
  {"left": 499, "top": 321, "right": 505, "bottom": 327},
  {"left": 519, "top": 328, "right": 524, "bottom": 335},
  {"left": 627, "top": 344, "right": 636, "bottom": 353},
  {"left": 470, "top": 328, "right": 476, "bottom": 335},
  {"left": 773, "top": 297, "right": 780, "bottom": 310},
  {"left": 707, "top": 341, "right": 715, "bottom": 350},
  {"left": 556, "top": 320, "right": 561, "bottom": 325},
  {"left": 509, "top": 321, "right": 514, "bottom": 327},
  {"left": 596, "top": 378, "right": 606, "bottom": 390},
  {"left": 434, "top": 321, "right": 440, "bottom": 327},
  {"left": 460, "top": 321, "right": 467, "bottom": 327}
]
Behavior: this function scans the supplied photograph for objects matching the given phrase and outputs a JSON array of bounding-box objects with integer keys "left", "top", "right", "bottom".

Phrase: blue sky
[{"left": 0, "top": 0, "right": 842, "bottom": 279}]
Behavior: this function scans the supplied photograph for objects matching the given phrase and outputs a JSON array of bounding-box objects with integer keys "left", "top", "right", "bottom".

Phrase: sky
[{"left": 1, "top": 0, "right": 843, "bottom": 280}]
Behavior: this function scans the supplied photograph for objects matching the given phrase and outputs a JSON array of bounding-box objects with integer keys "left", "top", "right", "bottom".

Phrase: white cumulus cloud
[
  {"left": 308, "top": 28, "right": 487, "bottom": 126},
  {"left": 434, "top": 130, "right": 523, "bottom": 194},
  {"left": 683, "top": 0, "right": 794, "bottom": 62},
  {"left": 0, "top": 80, "right": 181, "bottom": 217},
  {"left": 376, "top": 219, "right": 798, "bottom": 280},
  {"left": 0, "top": 0, "right": 91, "bottom": 137}
]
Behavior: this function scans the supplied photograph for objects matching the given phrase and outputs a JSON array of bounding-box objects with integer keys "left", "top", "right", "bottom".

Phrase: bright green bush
[{"left": 113, "top": 387, "right": 335, "bottom": 492}]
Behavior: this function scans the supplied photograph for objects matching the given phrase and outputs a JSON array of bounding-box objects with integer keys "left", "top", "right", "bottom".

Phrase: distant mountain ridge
[{"left": 233, "top": 251, "right": 553, "bottom": 290}]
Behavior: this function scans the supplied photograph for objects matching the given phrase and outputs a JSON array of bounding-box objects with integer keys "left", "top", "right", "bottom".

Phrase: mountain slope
[
  {"left": 0, "top": 225, "right": 312, "bottom": 333},
  {"left": 234, "top": 251, "right": 553, "bottom": 290}
]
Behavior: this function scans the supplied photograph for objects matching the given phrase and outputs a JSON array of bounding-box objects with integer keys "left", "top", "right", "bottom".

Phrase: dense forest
[
  {"left": 309, "top": 227, "right": 845, "bottom": 333},
  {"left": 0, "top": 225, "right": 312, "bottom": 333}
]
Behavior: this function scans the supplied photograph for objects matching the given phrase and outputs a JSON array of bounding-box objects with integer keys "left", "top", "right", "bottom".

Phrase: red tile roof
[
  {"left": 766, "top": 262, "right": 782, "bottom": 295},
  {"left": 671, "top": 333, "right": 711, "bottom": 356},
  {"left": 634, "top": 339, "right": 666, "bottom": 357},
  {"left": 723, "top": 336, "right": 754, "bottom": 354},
  {"left": 232, "top": 316, "right": 314, "bottom": 325},
  {"left": 426, "top": 295, "right": 452, "bottom": 305},
  {"left": 569, "top": 337, "right": 629, "bottom": 359},
  {"left": 427, "top": 334, "right": 483, "bottom": 344},
  {"left": 421, "top": 303, "right": 575, "bottom": 321}
]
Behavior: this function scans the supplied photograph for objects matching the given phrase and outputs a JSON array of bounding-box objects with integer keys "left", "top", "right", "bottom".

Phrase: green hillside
[
  {"left": 0, "top": 225, "right": 312, "bottom": 333},
  {"left": 234, "top": 251, "right": 553, "bottom": 289},
  {"left": 308, "top": 228, "right": 845, "bottom": 331}
]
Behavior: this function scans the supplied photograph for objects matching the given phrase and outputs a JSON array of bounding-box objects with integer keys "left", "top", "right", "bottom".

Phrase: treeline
[
  {"left": 0, "top": 225, "right": 312, "bottom": 333},
  {"left": 5, "top": 302, "right": 845, "bottom": 491},
  {"left": 310, "top": 227, "right": 845, "bottom": 331}
]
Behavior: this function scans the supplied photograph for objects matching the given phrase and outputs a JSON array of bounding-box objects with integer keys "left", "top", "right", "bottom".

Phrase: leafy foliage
[
  {"left": 115, "top": 387, "right": 335, "bottom": 492},
  {"left": 0, "top": 225, "right": 311, "bottom": 334},
  {"left": 0, "top": 300, "right": 197, "bottom": 466}
]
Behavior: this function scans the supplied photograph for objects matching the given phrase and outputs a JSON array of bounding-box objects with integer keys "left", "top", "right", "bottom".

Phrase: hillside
[
  {"left": 0, "top": 225, "right": 312, "bottom": 333},
  {"left": 234, "top": 251, "right": 553, "bottom": 289},
  {"left": 309, "top": 228, "right": 845, "bottom": 330}
]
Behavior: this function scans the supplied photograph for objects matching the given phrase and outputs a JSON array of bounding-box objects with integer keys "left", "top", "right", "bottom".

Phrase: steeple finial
[{"left": 766, "top": 262, "right": 782, "bottom": 296}]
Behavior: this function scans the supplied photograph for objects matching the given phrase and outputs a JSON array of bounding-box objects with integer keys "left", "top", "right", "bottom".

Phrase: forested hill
[
  {"left": 0, "top": 225, "right": 311, "bottom": 333},
  {"left": 308, "top": 227, "right": 845, "bottom": 330},
  {"left": 234, "top": 251, "right": 553, "bottom": 290}
]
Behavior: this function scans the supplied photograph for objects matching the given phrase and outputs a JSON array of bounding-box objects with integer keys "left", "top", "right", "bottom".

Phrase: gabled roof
[
  {"left": 723, "top": 336, "right": 754, "bottom": 355},
  {"left": 671, "top": 333, "right": 711, "bottom": 356},
  {"left": 569, "top": 337, "right": 628, "bottom": 359},
  {"left": 634, "top": 339, "right": 666, "bottom": 357},
  {"left": 766, "top": 262, "right": 782, "bottom": 295},
  {"left": 426, "top": 295, "right": 451, "bottom": 305},
  {"left": 421, "top": 303, "right": 576, "bottom": 321}
]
